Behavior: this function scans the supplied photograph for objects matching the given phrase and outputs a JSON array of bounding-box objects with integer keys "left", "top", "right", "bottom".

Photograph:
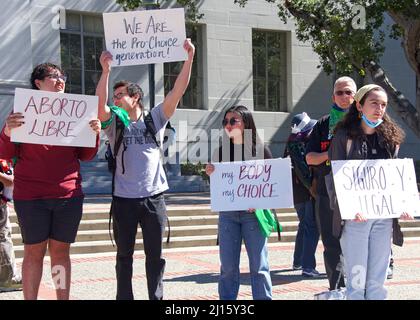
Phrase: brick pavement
[{"left": 2, "top": 239, "right": 420, "bottom": 300}]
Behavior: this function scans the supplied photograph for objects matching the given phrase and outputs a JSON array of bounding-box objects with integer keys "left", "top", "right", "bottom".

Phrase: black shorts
[{"left": 14, "top": 196, "right": 84, "bottom": 245}]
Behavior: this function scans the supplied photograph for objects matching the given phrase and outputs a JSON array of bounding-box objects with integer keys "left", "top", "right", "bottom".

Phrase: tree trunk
[{"left": 364, "top": 60, "right": 420, "bottom": 138}]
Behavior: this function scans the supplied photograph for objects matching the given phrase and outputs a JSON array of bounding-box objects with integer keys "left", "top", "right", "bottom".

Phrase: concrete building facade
[{"left": 0, "top": 0, "right": 418, "bottom": 192}]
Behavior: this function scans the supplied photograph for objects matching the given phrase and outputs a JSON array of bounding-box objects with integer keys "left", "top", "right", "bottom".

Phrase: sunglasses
[
  {"left": 335, "top": 90, "right": 354, "bottom": 96},
  {"left": 222, "top": 118, "right": 241, "bottom": 127},
  {"left": 46, "top": 73, "right": 67, "bottom": 82}
]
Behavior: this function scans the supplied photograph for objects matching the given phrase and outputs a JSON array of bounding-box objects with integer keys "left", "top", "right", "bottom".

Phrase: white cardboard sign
[
  {"left": 210, "top": 158, "right": 294, "bottom": 212},
  {"left": 12, "top": 88, "right": 98, "bottom": 148},
  {"left": 103, "top": 8, "right": 187, "bottom": 66},
  {"left": 331, "top": 159, "right": 420, "bottom": 219}
]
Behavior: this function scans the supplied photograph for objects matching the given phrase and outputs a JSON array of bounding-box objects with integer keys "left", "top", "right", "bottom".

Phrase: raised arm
[
  {"left": 162, "top": 38, "right": 195, "bottom": 119},
  {"left": 96, "top": 51, "right": 113, "bottom": 122}
]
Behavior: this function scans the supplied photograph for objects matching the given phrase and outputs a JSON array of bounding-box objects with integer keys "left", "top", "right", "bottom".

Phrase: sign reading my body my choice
[
  {"left": 331, "top": 159, "right": 420, "bottom": 220},
  {"left": 210, "top": 158, "right": 294, "bottom": 212},
  {"left": 103, "top": 8, "right": 187, "bottom": 67},
  {"left": 11, "top": 88, "right": 98, "bottom": 148}
]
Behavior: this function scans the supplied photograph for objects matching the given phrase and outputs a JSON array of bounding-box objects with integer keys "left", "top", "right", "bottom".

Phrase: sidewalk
[
  {"left": 2, "top": 192, "right": 420, "bottom": 300},
  {"left": 2, "top": 239, "right": 420, "bottom": 300}
]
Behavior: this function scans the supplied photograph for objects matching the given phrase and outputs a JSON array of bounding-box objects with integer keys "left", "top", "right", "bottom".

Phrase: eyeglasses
[
  {"left": 222, "top": 118, "right": 241, "bottom": 127},
  {"left": 335, "top": 90, "right": 354, "bottom": 96},
  {"left": 113, "top": 92, "right": 128, "bottom": 100},
  {"left": 46, "top": 73, "right": 67, "bottom": 82}
]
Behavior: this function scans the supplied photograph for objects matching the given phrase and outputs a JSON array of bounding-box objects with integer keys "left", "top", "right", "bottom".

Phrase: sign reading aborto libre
[
  {"left": 331, "top": 159, "right": 420, "bottom": 220},
  {"left": 103, "top": 8, "right": 187, "bottom": 67},
  {"left": 11, "top": 88, "right": 98, "bottom": 148},
  {"left": 210, "top": 158, "right": 294, "bottom": 212}
]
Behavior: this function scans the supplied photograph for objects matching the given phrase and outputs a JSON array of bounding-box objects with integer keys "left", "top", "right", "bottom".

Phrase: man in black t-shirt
[{"left": 305, "top": 76, "right": 357, "bottom": 290}]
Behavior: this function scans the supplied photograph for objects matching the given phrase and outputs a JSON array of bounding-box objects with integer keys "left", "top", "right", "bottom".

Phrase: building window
[
  {"left": 164, "top": 24, "right": 203, "bottom": 109},
  {"left": 252, "top": 30, "right": 287, "bottom": 112},
  {"left": 60, "top": 13, "right": 104, "bottom": 95}
]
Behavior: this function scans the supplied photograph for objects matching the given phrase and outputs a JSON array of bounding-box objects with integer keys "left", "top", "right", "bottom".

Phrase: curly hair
[
  {"left": 334, "top": 86, "right": 405, "bottom": 147},
  {"left": 30, "top": 63, "right": 64, "bottom": 90}
]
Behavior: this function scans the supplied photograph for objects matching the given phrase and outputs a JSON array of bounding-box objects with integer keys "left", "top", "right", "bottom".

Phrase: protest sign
[
  {"left": 11, "top": 88, "right": 98, "bottom": 147},
  {"left": 331, "top": 159, "right": 420, "bottom": 219},
  {"left": 103, "top": 8, "right": 187, "bottom": 66},
  {"left": 210, "top": 158, "right": 293, "bottom": 212}
]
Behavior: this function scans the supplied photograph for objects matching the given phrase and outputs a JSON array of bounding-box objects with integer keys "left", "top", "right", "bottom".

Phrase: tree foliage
[
  {"left": 115, "top": 0, "right": 203, "bottom": 23},
  {"left": 114, "top": 0, "right": 420, "bottom": 136},
  {"left": 235, "top": 0, "right": 420, "bottom": 137}
]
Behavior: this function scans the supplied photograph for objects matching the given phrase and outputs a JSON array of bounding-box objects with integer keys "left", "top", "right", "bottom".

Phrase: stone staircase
[
  {"left": 8, "top": 193, "right": 420, "bottom": 259},
  {"left": 80, "top": 161, "right": 209, "bottom": 194}
]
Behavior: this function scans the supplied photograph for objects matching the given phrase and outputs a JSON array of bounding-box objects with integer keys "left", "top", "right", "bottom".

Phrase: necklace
[{"left": 366, "top": 134, "right": 377, "bottom": 155}]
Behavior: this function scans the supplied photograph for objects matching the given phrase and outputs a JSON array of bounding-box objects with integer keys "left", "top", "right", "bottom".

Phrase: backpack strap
[
  {"left": 143, "top": 111, "right": 171, "bottom": 243},
  {"left": 109, "top": 114, "right": 126, "bottom": 247},
  {"left": 144, "top": 112, "right": 161, "bottom": 148},
  {"left": 144, "top": 112, "right": 173, "bottom": 243},
  {"left": 111, "top": 115, "right": 126, "bottom": 194}
]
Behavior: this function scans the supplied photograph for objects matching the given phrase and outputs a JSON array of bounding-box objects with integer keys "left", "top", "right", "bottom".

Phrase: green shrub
[{"left": 180, "top": 161, "right": 209, "bottom": 181}]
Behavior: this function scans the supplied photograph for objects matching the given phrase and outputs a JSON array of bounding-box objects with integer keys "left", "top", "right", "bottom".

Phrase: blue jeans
[
  {"left": 293, "top": 200, "right": 320, "bottom": 270},
  {"left": 340, "top": 219, "right": 392, "bottom": 300},
  {"left": 218, "top": 211, "right": 272, "bottom": 300}
]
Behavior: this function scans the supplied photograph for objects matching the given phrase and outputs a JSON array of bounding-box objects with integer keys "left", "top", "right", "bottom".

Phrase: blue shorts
[{"left": 14, "top": 196, "right": 84, "bottom": 244}]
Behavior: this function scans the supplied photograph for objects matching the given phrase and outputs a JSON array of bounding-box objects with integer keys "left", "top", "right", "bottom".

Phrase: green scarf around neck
[{"left": 328, "top": 104, "right": 347, "bottom": 139}]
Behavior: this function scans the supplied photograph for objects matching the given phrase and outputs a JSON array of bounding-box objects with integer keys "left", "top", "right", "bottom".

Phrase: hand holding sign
[
  {"left": 11, "top": 88, "right": 99, "bottom": 148},
  {"left": 210, "top": 158, "right": 293, "bottom": 212},
  {"left": 331, "top": 159, "right": 419, "bottom": 219},
  {"left": 4, "top": 112, "right": 25, "bottom": 137}
]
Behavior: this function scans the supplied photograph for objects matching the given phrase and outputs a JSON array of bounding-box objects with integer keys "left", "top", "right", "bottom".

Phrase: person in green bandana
[
  {"left": 96, "top": 39, "right": 195, "bottom": 300},
  {"left": 305, "top": 76, "right": 357, "bottom": 291}
]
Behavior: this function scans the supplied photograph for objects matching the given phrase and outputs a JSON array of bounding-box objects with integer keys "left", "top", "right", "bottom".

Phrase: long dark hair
[
  {"left": 222, "top": 105, "right": 262, "bottom": 157},
  {"left": 334, "top": 86, "right": 405, "bottom": 147}
]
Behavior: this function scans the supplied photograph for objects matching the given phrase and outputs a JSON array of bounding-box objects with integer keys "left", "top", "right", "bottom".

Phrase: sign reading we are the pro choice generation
[
  {"left": 210, "top": 158, "right": 293, "bottom": 212},
  {"left": 103, "top": 8, "right": 187, "bottom": 67},
  {"left": 11, "top": 88, "right": 98, "bottom": 148}
]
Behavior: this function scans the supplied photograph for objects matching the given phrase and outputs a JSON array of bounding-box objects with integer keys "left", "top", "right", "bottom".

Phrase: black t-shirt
[
  {"left": 364, "top": 133, "right": 389, "bottom": 159},
  {"left": 305, "top": 115, "right": 331, "bottom": 196},
  {"left": 215, "top": 141, "right": 273, "bottom": 162}
]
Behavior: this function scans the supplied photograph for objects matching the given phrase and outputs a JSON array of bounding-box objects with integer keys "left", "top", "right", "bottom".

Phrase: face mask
[{"left": 362, "top": 114, "right": 383, "bottom": 128}]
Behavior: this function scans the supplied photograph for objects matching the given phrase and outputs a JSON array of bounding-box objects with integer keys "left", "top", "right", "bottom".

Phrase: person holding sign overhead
[
  {"left": 0, "top": 62, "right": 101, "bottom": 300},
  {"left": 96, "top": 38, "right": 195, "bottom": 300},
  {"left": 329, "top": 84, "right": 412, "bottom": 300},
  {"left": 205, "top": 105, "right": 273, "bottom": 300}
]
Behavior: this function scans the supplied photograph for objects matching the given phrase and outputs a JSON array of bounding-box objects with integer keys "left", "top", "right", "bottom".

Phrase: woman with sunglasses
[
  {"left": 329, "top": 84, "right": 412, "bottom": 300},
  {"left": 0, "top": 62, "right": 101, "bottom": 300},
  {"left": 205, "top": 105, "right": 273, "bottom": 300}
]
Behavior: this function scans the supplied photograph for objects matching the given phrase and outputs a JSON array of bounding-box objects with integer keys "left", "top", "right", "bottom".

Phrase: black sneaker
[{"left": 293, "top": 264, "right": 302, "bottom": 271}]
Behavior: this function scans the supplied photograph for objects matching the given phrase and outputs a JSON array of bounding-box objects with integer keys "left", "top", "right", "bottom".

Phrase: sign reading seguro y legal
[
  {"left": 103, "top": 8, "right": 187, "bottom": 67},
  {"left": 210, "top": 158, "right": 294, "bottom": 212},
  {"left": 331, "top": 159, "right": 420, "bottom": 220},
  {"left": 11, "top": 88, "right": 98, "bottom": 147}
]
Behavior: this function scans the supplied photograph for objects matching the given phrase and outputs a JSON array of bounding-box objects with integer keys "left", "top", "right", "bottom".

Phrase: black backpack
[{"left": 106, "top": 111, "right": 171, "bottom": 245}]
